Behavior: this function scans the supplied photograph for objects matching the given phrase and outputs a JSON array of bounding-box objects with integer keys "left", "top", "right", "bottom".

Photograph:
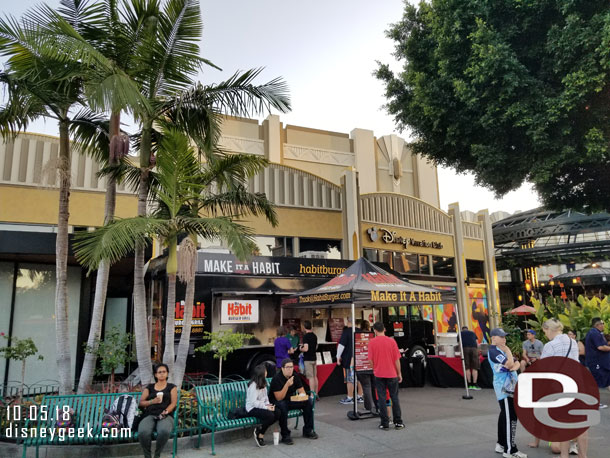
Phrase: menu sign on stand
[
  {"left": 329, "top": 318, "right": 345, "bottom": 343},
  {"left": 354, "top": 331, "right": 374, "bottom": 373}
]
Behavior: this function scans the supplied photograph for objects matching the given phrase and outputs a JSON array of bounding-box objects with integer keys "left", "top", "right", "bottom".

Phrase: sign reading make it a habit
[{"left": 220, "top": 299, "right": 259, "bottom": 324}]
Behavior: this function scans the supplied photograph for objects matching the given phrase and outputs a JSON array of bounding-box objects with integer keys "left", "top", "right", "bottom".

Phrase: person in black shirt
[
  {"left": 460, "top": 326, "right": 481, "bottom": 390},
  {"left": 138, "top": 364, "right": 178, "bottom": 458},
  {"left": 337, "top": 316, "right": 364, "bottom": 404},
  {"left": 300, "top": 320, "right": 318, "bottom": 396},
  {"left": 269, "top": 358, "right": 318, "bottom": 444}
]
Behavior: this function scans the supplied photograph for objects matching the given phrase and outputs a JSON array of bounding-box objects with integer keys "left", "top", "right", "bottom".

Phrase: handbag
[{"left": 502, "top": 371, "right": 518, "bottom": 395}]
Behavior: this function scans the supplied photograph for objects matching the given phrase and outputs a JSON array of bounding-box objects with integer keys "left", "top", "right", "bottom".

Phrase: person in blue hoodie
[{"left": 488, "top": 328, "right": 527, "bottom": 458}]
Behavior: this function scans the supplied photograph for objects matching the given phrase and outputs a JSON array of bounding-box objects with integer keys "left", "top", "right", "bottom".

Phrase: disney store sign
[{"left": 366, "top": 226, "right": 443, "bottom": 250}]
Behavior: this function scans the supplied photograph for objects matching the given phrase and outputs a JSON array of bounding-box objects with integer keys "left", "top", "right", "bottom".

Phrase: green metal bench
[
  {"left": 21, "top": 391, "right": 181, "bottom": 458},
  {"left": 194, "top": 378, "right": 315, "bottom": 455}
]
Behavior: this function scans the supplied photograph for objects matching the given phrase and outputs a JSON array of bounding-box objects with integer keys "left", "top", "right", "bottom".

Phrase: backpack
[
  {"left": 55, "top": 408, "right": 76, "bottom": 431},
  {"left": 102, "top": 394, "right": 137, "bottom": 430}
]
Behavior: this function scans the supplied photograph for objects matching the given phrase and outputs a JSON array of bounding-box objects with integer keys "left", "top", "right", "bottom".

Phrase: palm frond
[
  {"left": 199, "top": 186, "right": 278, "bottom": 227},
  {"left": 74, "top": 216, "right": 169, "bottom": 270},
  {"left": 0, "top": 72, "right": 50, "bottom": 138},
  {"left": 69, "top": 108, "right": 110, "bottom": 163},
  {"left": 201, "top": 153, "right": 269, "bottom": 188}
]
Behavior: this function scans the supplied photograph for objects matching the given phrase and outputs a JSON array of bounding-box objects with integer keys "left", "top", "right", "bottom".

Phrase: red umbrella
[{"left": 506, "top": 304, "right": 536, "bottom": 315}]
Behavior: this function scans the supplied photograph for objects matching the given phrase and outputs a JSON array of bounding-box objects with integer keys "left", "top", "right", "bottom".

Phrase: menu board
[
  {"left": 354, "top": 331, "right": 375, "bottom": 373},
  {"left": 329, "top": 318, "right": 345, "bottom": 343}
]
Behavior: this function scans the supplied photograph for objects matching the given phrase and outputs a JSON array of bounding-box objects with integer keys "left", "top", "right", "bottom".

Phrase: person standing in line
[
  {"left": 337, "top": 316, "right": 364, "bottom": 404},
  {"left": 137, "top": 364, "right": 178, "bottom": 458},
  {"left": 584, "top": 317, "right": 610, "bottom": 408},
  {"left": 488, "top": 328, "right": 527, "bottom": 458},
  {"left": 537, "top": 318, "right": 587, "bottom": 458},
  {"left": 246, "top": 364, "right": 280, "bottom": 447},
  {"left": 368, "top": 321, "right": 405, "bottom": 430},
  {"left": 274, "top": 326, "right": 294, "bottom": 368},
  {"left": 460, "top": 326, "right": 481, "bottom": 390},
  {"left": 520, "top": 330, "right": 543, "bottom": 372},
  {"left": 287, "top": 325, "right": 300, "bottom": 351},
  {"left": 567, "top": 330, "right": 586, "bottom": 366},
  {"left": 300, "top": 320, "right": 319, "bottom": 397}
]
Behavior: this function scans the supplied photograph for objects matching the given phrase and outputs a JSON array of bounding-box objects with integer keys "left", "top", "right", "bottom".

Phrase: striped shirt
[{"left": 541, "top": 334, "right": 578, "bottom": 361}]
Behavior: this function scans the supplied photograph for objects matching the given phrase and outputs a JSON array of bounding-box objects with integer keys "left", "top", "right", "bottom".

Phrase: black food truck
[{"left": 147, "top": 251, "right": 437, "bottom": 380}]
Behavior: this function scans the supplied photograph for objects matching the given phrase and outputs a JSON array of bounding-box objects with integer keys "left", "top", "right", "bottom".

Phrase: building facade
[{"left": 0, "top": 117, "right": 500, "bottom": 385}]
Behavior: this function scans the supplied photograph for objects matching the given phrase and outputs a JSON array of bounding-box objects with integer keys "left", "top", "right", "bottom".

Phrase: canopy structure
[
  {"left": 506, "top": 304, "right": 536, "bottom": 315},
  {"left": 281, "top": 257, "right": 456, "bottom": 308},
  {"left": 282, "top": 258, "right": 471, "bottom": 418}
]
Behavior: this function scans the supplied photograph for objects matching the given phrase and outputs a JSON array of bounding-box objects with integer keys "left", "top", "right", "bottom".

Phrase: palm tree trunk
[
  {"left": 55, "top": 117, "right": 73, "bottom": 395},
  {"left": 163, "top": 272, "right": 176, "bottom": 373},
  {"left": 173, "top": 255, "right": 196, "bottom": 388},
  {"left": 77, "top": 112, "right": 120, "bottom": 394},
  {"left": 133, "top": 120, "right": 154, "bottom": 385}
]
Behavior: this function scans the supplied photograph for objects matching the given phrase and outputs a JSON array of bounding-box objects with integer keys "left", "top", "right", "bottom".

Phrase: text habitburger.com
[{"left": 5, "top": 424, "right": 132, "bottom": 441}]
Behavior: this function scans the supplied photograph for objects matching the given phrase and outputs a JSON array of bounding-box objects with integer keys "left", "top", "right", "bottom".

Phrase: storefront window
[
  {"left": 8, "top": 264, "right": 81, "bottom": 386},
  {"left": 432, "top": 256, "right": 455, "bottom": 277},
  {"left": 379, "top": 250, "right": 393, "bottom": 268},
  {"left": 466, "top": 260, "right": 485, "bottom": 279},
  {"left": 363, "top": 248, "right": 378, "bottom": 262},
  {"left": 298, "top": 238, "right": 341, "bottom": 259},
  {"left": 392, "top": 253, "right": 418, "bottom": 274},
  {"left": 213, "top": 296, "right": 280, "bottom": 346},
  {"left": 419, "top": 255, "right": 430, "bottom": 275}
]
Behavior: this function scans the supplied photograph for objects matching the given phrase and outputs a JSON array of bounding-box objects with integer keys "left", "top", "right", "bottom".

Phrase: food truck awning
[
  {"left": 211, "top": 288, "right": 297, "bottom": 296},
  {"left": 281, "top": 257, "right": 456, "bottom": 308}
]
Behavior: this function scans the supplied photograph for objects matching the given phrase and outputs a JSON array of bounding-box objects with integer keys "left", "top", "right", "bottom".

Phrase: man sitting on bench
[{"left": 269, "top": 358, "right": 318, "bottom": 444}]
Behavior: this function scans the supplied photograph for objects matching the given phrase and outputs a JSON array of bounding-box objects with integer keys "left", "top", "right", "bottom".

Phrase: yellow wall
[
  {"left": 242, "top": 207, "right": 343, "bottom": 239},
  {"left": 463, "top": 239, "right": 485, "bottom": 261},
  {"left": 285, "top": 125, "right": 352, "bottom": 151},
  {"left": 361, "top": 223, "right": 455, "bottom": 258},
  {"left": 220, "top": 116, "right": 263, "bottom": 139},
  {"left": 0, "top": 185, "right": 137, "bottom": 226}
]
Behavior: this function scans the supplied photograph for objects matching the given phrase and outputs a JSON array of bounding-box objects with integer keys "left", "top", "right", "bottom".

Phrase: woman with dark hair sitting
[
  {"left": 246, "top": 364, "right": 280, "bottom": 447},
  {"left": 138, "top": 364, "right": 178, "bottom": 458}
]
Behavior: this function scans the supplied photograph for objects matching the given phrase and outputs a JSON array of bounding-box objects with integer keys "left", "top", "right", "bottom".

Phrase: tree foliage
[{"left": 377, "top": 0, "right": 610, "bottom": 212}]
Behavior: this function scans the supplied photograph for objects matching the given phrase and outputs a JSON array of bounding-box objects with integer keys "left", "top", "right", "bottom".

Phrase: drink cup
[
  {"left": 156, "top": 392, "right": 163, "bottom": 400},
  {"left": 273, "top": 431, "right": 280, "bottom": 445}
]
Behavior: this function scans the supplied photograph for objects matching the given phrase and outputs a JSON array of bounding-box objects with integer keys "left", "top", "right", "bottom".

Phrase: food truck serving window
[{"left": 220, "top": 299, "right": 259, "bottom": 324}]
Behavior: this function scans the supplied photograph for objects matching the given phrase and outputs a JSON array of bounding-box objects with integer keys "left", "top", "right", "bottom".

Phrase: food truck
[{"left": 147, "top": 251, "right": 438, "bottom": 379}]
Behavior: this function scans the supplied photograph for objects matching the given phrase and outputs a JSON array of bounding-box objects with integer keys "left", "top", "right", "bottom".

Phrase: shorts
[
  {"left": 463, "top": 347, "right": 480, "bottom": 370},
  {"left": 304, "top": 360, "right": 317, "bottom": 379},
  {"left": 343, "top": 367, "right": 354, "bottom": 384},
  {"left": 590, "top": 365, "right": 610, "bottom": 388}
]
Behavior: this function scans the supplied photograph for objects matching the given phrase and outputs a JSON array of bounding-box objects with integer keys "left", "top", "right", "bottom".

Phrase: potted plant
[
  {"left": 0, "top": 333, "right": 43, "bottom": 400},
  {"left": 195, "top": 331, "right": 253, "bottom": 383}
]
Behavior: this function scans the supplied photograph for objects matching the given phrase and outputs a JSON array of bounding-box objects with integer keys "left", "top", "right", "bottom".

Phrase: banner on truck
[{"left": 220, "top": 299, "right": 259, "bottom": 324}]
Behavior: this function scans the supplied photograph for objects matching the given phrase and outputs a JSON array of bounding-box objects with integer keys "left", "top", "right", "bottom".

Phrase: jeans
[
  {"left": 248, "top": 407, "right": 280, "bottom": 434},
  {"left": 138, "top": 415, "right": 174, "bottom": 458},
  {"left": 375, "top": 377, "right": 402, "bottom": 426},
  {"left": 275, "top": 399, "right": 314, "bottom": 438}
]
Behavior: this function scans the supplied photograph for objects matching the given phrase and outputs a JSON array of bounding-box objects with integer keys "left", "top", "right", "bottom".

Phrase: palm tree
[
  {"left": 73, "top": 128, "right": 277, "bottom": 385},
  {"left": 122, "top": 0, "right": 290, "bottom": 385},
  {"left": 0, "top": 3, "right": 144, "bottom": 394}
]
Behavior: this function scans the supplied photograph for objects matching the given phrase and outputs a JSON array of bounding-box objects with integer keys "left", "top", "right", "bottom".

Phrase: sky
[{"left": 2, "top": 0, "right": 540, "bottom": 215}]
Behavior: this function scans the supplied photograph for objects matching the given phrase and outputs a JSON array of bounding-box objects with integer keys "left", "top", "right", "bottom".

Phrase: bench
[
  {"left": 194, "top": 379, "right": 315, "bottom": 455},
  {"left": 21, "top": 391, "right": 181, "bottom": 458}
]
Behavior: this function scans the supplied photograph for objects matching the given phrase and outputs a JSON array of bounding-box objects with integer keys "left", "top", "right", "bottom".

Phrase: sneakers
[
  {"left": 253, "top": 428, "right": 265, "bottom": 447},
  {"left": 394, "top": 422, "right": 405, "bottom": 430},
  {"left": 495, "top": 443, "right": 504, "bottom": 453},
  {"left": 280, "top": 435, "right": 294, "bottom": 445},
  {"left": 503, "top": 451, "right": 527, "bottom": 458},
  {"left": 378, "top": 424, "right": 390, "bottom": 430},
  {"left": 388, "top": 419, "right": 394, "bottom": 426},
  {"left": 569, "top": 441, "right": 578, "bottom": 455},
  {"left": 357, "top": 395, "right": 364, "bottom": 403},
  {"left": 469, "top": 384, "right": 482, "bottom": 391},
  {"left": 339, "top": 396, "right": 354, "bottom": 405},
  {"left": 303, "top": 431, "right": 319, "bottom": 439},
  {"left": 599, "top": 403, "right": 608, "bottom": 409}
]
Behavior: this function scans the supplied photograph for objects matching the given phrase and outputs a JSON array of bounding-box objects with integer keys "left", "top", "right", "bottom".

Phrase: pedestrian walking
[
  {"left": 584, "top": 317, "right": 610, "bottom": 408},
  {"left": 460, "top": 326, "right": 481, "bottom": 390}
]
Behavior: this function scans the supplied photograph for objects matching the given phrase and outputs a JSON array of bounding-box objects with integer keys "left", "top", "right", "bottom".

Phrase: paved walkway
[{"left": 149, "top": 386, "right": 609, "bottom": 458}]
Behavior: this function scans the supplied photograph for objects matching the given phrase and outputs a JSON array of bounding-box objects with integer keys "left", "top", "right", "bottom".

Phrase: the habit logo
[
  {"left": 226, "top": 302, "right": 252, "bottom": 316},
  {"left": 514, "top": 357, "right": 600, "bottom": 442},
  {"left": 220, "top": 299, "right": 259, "bottom": 324}
]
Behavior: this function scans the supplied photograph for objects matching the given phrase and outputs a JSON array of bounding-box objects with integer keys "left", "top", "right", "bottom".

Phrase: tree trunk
[
  {"left": 218, "top": 357, "right": 223, "bottom": 384},
  {"left": 162, "top": 272, "right": 176, "bottom": 374},
  {"left": 77, "top": 112, "right": 120, "bottom": 394},
  {"left": 20, "top": 359, "right": 26, "bottom": 401},
  {"left": 55, "top": 118, "right": 73, "bottom": 395},
  {"left": 133, "top": 119, "right": 153, "bottom": 385},
  {"left": 173, "top": 253, "right": 196, "bottom": 388}
]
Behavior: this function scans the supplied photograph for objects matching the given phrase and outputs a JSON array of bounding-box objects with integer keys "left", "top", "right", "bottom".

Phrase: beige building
[{"left": 0, "top": 115, "right": 500, "bottom": 385}]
